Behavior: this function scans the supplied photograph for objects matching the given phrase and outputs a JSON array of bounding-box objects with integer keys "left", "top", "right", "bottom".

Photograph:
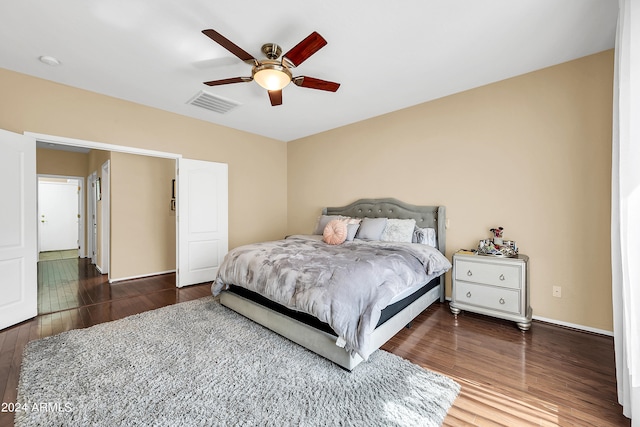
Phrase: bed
[{"left": 212, "top": 198, "right": 450, "bottom": 370}]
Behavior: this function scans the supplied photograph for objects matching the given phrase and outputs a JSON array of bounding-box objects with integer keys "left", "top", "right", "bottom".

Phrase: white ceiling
[{"left": 0, "top": 1, "right": 618, "bottom": 142}]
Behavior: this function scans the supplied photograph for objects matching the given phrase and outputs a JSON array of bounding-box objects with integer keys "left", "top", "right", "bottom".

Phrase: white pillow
[
  {"left": 380, "top": 219, "right": 416, "bottom": 243},
  {"left": 421, "top": 227, "right": 437, "bottom": 247}
]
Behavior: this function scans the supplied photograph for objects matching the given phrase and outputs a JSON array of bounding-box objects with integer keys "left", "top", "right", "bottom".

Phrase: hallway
[
  {"left": 38, "top": 249, "right": 78, "bottom": 261},
  {"left": 36, "top": 257, "right": 210, "bottom": 315}
]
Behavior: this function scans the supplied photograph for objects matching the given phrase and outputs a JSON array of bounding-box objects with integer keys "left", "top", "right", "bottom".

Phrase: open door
[
  {"left": 177, "top": 158, "right": 228, "bottom": 287},
  {"left": 87, "top": 172, "right": 98, "bottom": 265},
  {"left": 0, "top": 129, "right": 37, "bottom": 330}
]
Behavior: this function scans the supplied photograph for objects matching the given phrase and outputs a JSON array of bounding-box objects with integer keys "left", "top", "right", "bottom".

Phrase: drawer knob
[
  {"left": 467, "top": 270, "right": 473, "bottom": 277},
  {"left": 499, "top": 274, "right": 505, "bottom": 281},
  {"left": 499, "top": 298, "right": 505, "bottom": 304},
  {"left": 466, "top": 291, "right": 472, "bottom": 298}
]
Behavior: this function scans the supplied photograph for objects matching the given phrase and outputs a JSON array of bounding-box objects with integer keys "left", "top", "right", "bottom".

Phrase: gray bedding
[{"left": 212, "top": 235, "right": 451, "bottom": 360}]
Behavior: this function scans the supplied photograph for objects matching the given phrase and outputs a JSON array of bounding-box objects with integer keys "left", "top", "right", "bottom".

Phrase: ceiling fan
[{"left": 202, "top": 29, "right": 340, "bottom": 106}]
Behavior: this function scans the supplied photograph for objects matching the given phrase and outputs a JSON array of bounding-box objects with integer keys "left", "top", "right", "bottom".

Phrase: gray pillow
[
  {"left": 313, "top": 215, "right": 342, "bottom": 235},
  {"left": 355, "top": 217, "right": 388, "bottom": 240},
  {"left": 412, "top": 225, "right": 424, "bottom": 243},
  {"left": 346, "top": 223, "right": 360, "bottom": 241}
]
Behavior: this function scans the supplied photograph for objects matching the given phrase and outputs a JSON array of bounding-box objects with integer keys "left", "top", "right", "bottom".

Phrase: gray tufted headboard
[
  {"left": 323, "top": 198, "right": 447, "bottom": 302},
  {"left": 322, "top": 197, "right": 446, "bottom": 257}
]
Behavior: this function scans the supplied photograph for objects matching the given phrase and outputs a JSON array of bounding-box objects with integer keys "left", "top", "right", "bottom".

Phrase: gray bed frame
[{"left": 219, "top": 198, "right": 447, "bottom": 370}]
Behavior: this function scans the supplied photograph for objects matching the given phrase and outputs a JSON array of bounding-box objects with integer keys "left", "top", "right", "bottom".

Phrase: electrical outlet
[{"left": 552, "top": 286, "right": 562, "bottom": 298}]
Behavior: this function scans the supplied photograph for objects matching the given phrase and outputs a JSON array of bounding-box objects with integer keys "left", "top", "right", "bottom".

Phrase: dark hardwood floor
[
  {"left": 1, "top": 257, "right": 211, "bottom": 427},
  {"left": 383, "top": 307, "right": 629, "bottom": 426},
  {"left": 0, "top": 258, "right": 630, "bottom": 426}
]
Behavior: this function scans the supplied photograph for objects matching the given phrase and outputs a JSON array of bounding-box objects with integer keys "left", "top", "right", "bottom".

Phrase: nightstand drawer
[
  {"left": 455, "top": 259, "right": 522, "bottom": 290},
  {"left": 454, "top": 281, "right": 520, "bottom": 314}
]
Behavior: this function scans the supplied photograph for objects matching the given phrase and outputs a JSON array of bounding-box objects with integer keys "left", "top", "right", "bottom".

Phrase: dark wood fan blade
[
  {"left": 292, "top": 76, "right": 340, "bottom": 92},
  {"left": 202, "top": 29, "right": 256, "bottom": 63},
  {"left": 282, "top": 32, "right": 327, "bottom": 67},
  {"left": 203, "top": 77, "right": 252, "bottom": 86},
  {"left": 268, "top": 90, "right": 283, "bottom": 106}
]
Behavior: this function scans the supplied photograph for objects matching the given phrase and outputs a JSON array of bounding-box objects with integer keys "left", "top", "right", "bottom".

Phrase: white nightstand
[{"left": 450, "top": 252, "right": 532, "bottom": 331}]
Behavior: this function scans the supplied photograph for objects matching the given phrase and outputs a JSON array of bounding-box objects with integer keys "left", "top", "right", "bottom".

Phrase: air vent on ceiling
[{"left": 187, "top": 90, "right": 241, "bottom": 114}]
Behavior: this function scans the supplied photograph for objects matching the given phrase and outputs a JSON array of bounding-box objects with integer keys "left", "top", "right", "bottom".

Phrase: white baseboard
[
  {"left": 532, "top": 315, "right": 613, "bottom": 337},
  {"left": 444, "top": 297, "right": 613, "bottom": 337},
  {"left": 109, "top": 270, "right": 176, "bottom": 284}
]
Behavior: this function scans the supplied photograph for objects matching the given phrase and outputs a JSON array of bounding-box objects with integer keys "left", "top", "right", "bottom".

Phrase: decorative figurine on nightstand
[
  {"left": 477, "top": 226, "right": 518, "bottom": 257},
  {"left": 490, "top": 226, "right": 504, "bottom": 245}
]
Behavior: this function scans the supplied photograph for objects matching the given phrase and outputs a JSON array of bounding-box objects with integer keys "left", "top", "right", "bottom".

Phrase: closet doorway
[{"left": 2, "top": 129, "right": 228, "bottom": 329}]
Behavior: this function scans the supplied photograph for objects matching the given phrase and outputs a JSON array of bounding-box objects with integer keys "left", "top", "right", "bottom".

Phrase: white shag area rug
[{"left": 16, "top": 297, "right": 459, "bottom": 426}]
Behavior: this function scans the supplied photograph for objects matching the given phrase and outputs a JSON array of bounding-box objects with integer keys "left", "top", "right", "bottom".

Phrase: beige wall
[
  {"left": 110, "top": 152, "right": 176, "bottom": 280},
  {"left": 0, "top": 67, "right": 288, "bottom": 253},
  {"left": 3, "top": 50, "right": 615, "bottom": 331},
  {"left": 36, "top": 148, "right": 89, "bottom": 177},
  {"left": 288, "top": 50, "right": 614, "bottom": 332}
]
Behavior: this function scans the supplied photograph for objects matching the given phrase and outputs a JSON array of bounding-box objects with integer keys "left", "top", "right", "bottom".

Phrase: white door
[
  {"left": 38, "top": 179, "right": 79, "bottom": 252},
  {"left": 99, "top": 161, "right": 110, "bottom": 276},
  {"left": 88, "top": 172, "right": 97, "bottom": 265},
  {"left": 177, "top": 159, "right": 228, "bottom": 287},
  {"left": 0, "top": 129, "right": 37, "bottom": 330}
]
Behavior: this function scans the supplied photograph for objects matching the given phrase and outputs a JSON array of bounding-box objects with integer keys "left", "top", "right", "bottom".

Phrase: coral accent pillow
[{"left": 323, "top": 219, "right": 348, "bottom": 245}]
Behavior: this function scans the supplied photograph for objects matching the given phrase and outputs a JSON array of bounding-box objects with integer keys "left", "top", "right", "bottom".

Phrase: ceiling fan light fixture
[
  {"left": 201, "top": 29, "right": 339, "bottom": 106},
  {"left": 252, "top": 61, "right": 292, "bottom": 91}
]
